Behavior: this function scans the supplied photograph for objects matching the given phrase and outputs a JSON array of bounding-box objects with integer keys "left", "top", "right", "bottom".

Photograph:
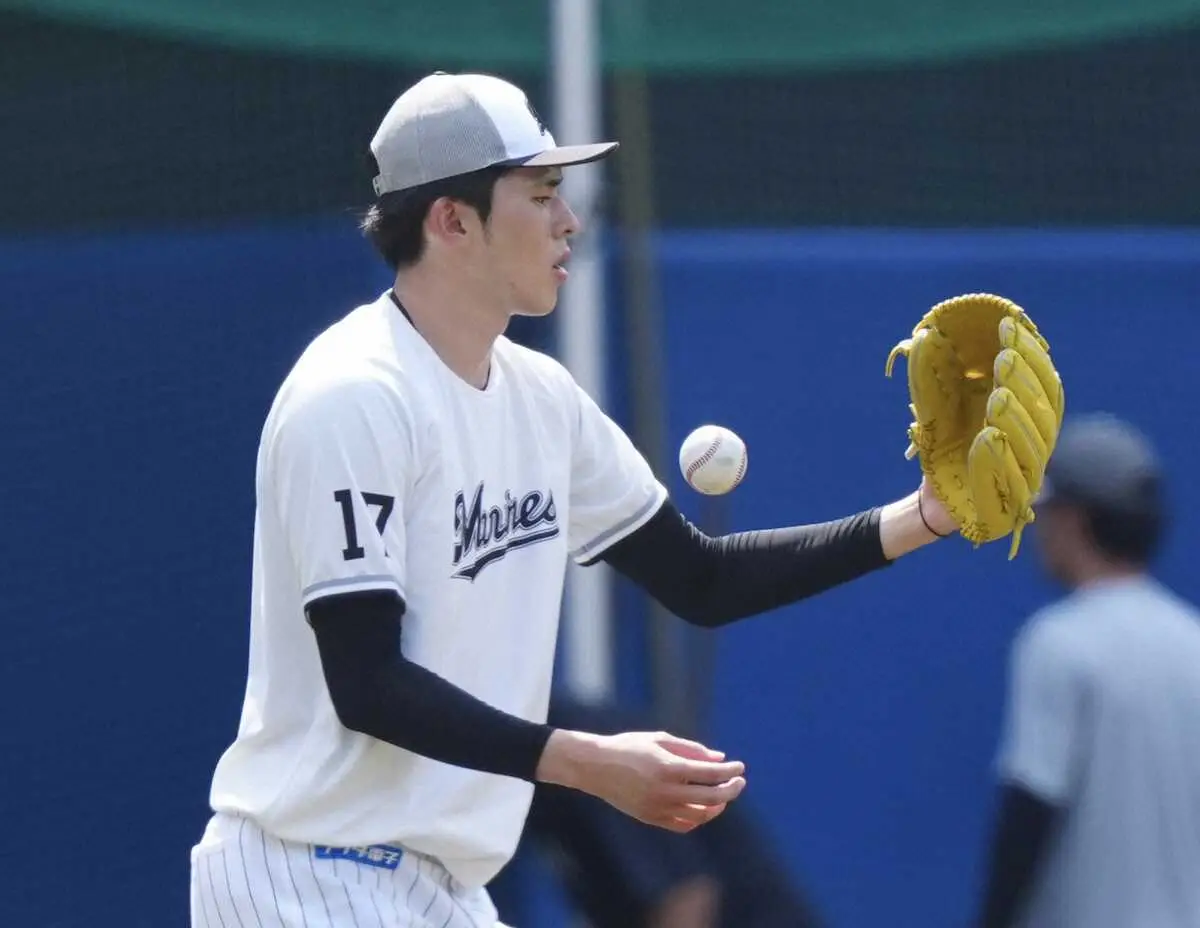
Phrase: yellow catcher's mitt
[{"left": 885, "top": 293, "right": 1065, "bottom": 559}]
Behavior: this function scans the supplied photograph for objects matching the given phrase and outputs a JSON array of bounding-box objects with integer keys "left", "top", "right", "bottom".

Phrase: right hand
[{"left": 537, "top": 729, "right": 747, "bottom": 833}]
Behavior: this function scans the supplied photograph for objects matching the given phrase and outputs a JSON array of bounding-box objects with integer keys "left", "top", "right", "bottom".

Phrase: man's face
[
  {"left": 474, "top": 166, "right": 579, "bottom": 317},
  {"left": 1033, "top": 502, "right": 1082, "bottom": 587}
]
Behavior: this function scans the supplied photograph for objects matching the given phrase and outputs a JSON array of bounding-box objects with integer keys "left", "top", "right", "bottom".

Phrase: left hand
[{"left": 918, "top": 478, "right": 958, "bottom": 538}]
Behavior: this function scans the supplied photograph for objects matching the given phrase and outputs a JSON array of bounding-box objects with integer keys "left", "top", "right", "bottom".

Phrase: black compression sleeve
[
  {"left": 976, "top": 784, "right": 1061, "bottom": 928},
  {"left": 596, "top": 500, "right": 890, "bottom": 627},
  {"left": 306, "top": 590, "right": 553, "bottom": 782}
]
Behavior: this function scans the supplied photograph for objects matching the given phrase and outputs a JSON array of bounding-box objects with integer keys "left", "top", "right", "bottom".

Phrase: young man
[
  {"left": 974, "top": 413, "right": 1200, "bottom": 928},
  {"left": 189, "top": 71, "right": 957, "bottom": 927}
]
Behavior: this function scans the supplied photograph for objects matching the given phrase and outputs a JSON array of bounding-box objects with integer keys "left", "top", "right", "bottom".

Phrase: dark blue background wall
[
  {"left": 3, "top": 223, "right": 1197, "bottom": 927},
  {"left": 651, "top": 229, "right": 1199, "bottom": 927}
]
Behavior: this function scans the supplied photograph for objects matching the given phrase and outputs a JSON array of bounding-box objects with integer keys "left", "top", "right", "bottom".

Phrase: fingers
[
  {"left": 645, "top": 754, "right": 745, "bottom": 833},
  {"left": 666, "top": 756, "right": 746, "bottom": 786},
  {"left": 655, "top": 802, "right": 730, "bottom": 833},
  {"left": 638, "top": 770, "right": 744, "bottom": 837},
  {"left": 596, "top": 732, "right": 747, "bottom": 834},
  {"left": 663, "top": 776, "right": 747, "bottom": 808},
  {"left": 654, "top": 734, "right": 744, "bottom": 783},
  {"left": 657, "top": 734, "right": 726, "bottom": 762}
]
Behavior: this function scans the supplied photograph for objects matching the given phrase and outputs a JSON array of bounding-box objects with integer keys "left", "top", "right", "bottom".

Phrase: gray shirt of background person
[{"left": 996, "top": 573, "right": 1200, "bottom": 928}]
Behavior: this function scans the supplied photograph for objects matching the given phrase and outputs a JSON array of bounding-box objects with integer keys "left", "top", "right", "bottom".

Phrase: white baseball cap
[{"left": 369, "top": 72, "right": 619, "bottom": 196}]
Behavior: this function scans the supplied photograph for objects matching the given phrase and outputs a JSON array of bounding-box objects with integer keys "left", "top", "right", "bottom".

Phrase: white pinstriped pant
[{"left": 190, "top": 813, "right": 512, "bottom": 927}]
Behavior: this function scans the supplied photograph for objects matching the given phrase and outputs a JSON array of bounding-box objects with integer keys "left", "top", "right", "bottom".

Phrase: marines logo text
[{"left": 452, "top": 482, "right": 559, "bottom": 580}]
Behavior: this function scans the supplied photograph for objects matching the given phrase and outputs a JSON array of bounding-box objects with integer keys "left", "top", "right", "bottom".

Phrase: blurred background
[{"left": 2, "top": 1, "right": 1199, "bottom": 925}]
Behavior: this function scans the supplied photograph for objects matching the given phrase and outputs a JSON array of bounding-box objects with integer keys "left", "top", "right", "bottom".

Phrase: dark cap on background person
[{"left": 1035, "top": 413, "right": 1166, "bottom": 564}]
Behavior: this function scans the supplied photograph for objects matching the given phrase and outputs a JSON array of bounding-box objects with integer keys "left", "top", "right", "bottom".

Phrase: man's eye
[{"left": 534, "top": 196, "right": 553, "bottom": 205}]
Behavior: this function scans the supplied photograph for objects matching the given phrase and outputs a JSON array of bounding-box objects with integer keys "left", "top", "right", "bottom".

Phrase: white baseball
[{"left": 679, "top": 424, "right": 748, "bottom": 495}]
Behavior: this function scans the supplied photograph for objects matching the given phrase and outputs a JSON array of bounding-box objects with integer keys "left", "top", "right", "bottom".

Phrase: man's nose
[{"left": 558, "top": 199, "right": 581, "bottom": 237}]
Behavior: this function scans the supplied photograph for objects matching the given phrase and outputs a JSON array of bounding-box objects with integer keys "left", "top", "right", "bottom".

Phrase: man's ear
[{"left": 425, "top": 197, "right": 483, "bottom": 247}]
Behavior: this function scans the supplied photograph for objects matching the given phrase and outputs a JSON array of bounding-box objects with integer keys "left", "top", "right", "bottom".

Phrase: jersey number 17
[{"left": 333, "top": 489, "right": 395, "bottom": 561}]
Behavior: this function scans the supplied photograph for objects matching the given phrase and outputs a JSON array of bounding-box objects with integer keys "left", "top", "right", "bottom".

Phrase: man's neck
[
  {"left": 392, "top": 268, "right": 509, "bottom": 391},
  {"left": 1071, "top": 559, "right": 1145, "bottom": 590}
]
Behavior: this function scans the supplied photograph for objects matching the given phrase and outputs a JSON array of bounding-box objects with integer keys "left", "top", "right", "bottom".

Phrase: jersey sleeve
[
  {"left": 994, "top": 618, "right": 1090, "bottom": 806},
  {"left": 567, "top": 381, "right": 668, "bottom": 564},
  {"left": 266, "top": 377, "right": 414, "bottom": 608}
]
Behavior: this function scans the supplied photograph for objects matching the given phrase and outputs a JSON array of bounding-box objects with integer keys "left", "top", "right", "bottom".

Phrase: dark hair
[
  {"left": 359, "top": 164, "right": 511, "bottom": 271},
  {"left": 1082, "top": 498, "right": 1165, "bottom": 566}
]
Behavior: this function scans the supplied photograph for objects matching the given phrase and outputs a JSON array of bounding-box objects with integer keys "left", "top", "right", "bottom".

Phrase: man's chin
[{"left": 513, "top": 298, "right": 559, "bottom": 319}]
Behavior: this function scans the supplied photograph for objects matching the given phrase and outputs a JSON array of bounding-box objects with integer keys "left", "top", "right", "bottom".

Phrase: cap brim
[{"left": 512, "top": 141, "right": 619, "bottom": 168}]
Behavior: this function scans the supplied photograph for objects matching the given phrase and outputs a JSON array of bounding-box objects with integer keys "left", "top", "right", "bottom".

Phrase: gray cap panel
[{"left": 371, "top": 85, "right": 511, "bottom": 195}]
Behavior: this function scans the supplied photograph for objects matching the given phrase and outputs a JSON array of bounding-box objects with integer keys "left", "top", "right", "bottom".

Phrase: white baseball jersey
[
  {"left": 205, "top": 290, "right": 667, "bottom": 891},
  {"left": 996, "top": 575, "right": 1200, "bottom": 928}
]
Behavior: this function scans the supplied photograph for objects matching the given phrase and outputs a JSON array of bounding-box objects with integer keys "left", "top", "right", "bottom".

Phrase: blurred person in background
[
  {"left": 496, "top": 695, "right": 825, "bottom": 928},
  {"left": 972, "top": 413, "right": 1200, "bottom": 928}
]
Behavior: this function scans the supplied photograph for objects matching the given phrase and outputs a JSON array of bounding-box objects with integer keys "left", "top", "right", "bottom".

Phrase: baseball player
[
  {"left": 973, "top": 414, "right": 1200, "bottom": 928},
  {"left": 188, "top": 71, "right": 958, "bottom": 927}
]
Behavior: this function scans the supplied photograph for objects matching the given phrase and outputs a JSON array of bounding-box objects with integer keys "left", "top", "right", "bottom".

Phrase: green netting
[
  {"left": 4, "top": 0, "right": 1200, "bottom": 70},
  {"left": 3, "top": 9, "right": 1199, "bottom": 233}
]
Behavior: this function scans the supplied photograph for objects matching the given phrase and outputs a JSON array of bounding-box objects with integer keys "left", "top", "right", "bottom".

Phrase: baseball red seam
[{"left": 686, "top": 436, "right": 723, "bottom": 483}]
